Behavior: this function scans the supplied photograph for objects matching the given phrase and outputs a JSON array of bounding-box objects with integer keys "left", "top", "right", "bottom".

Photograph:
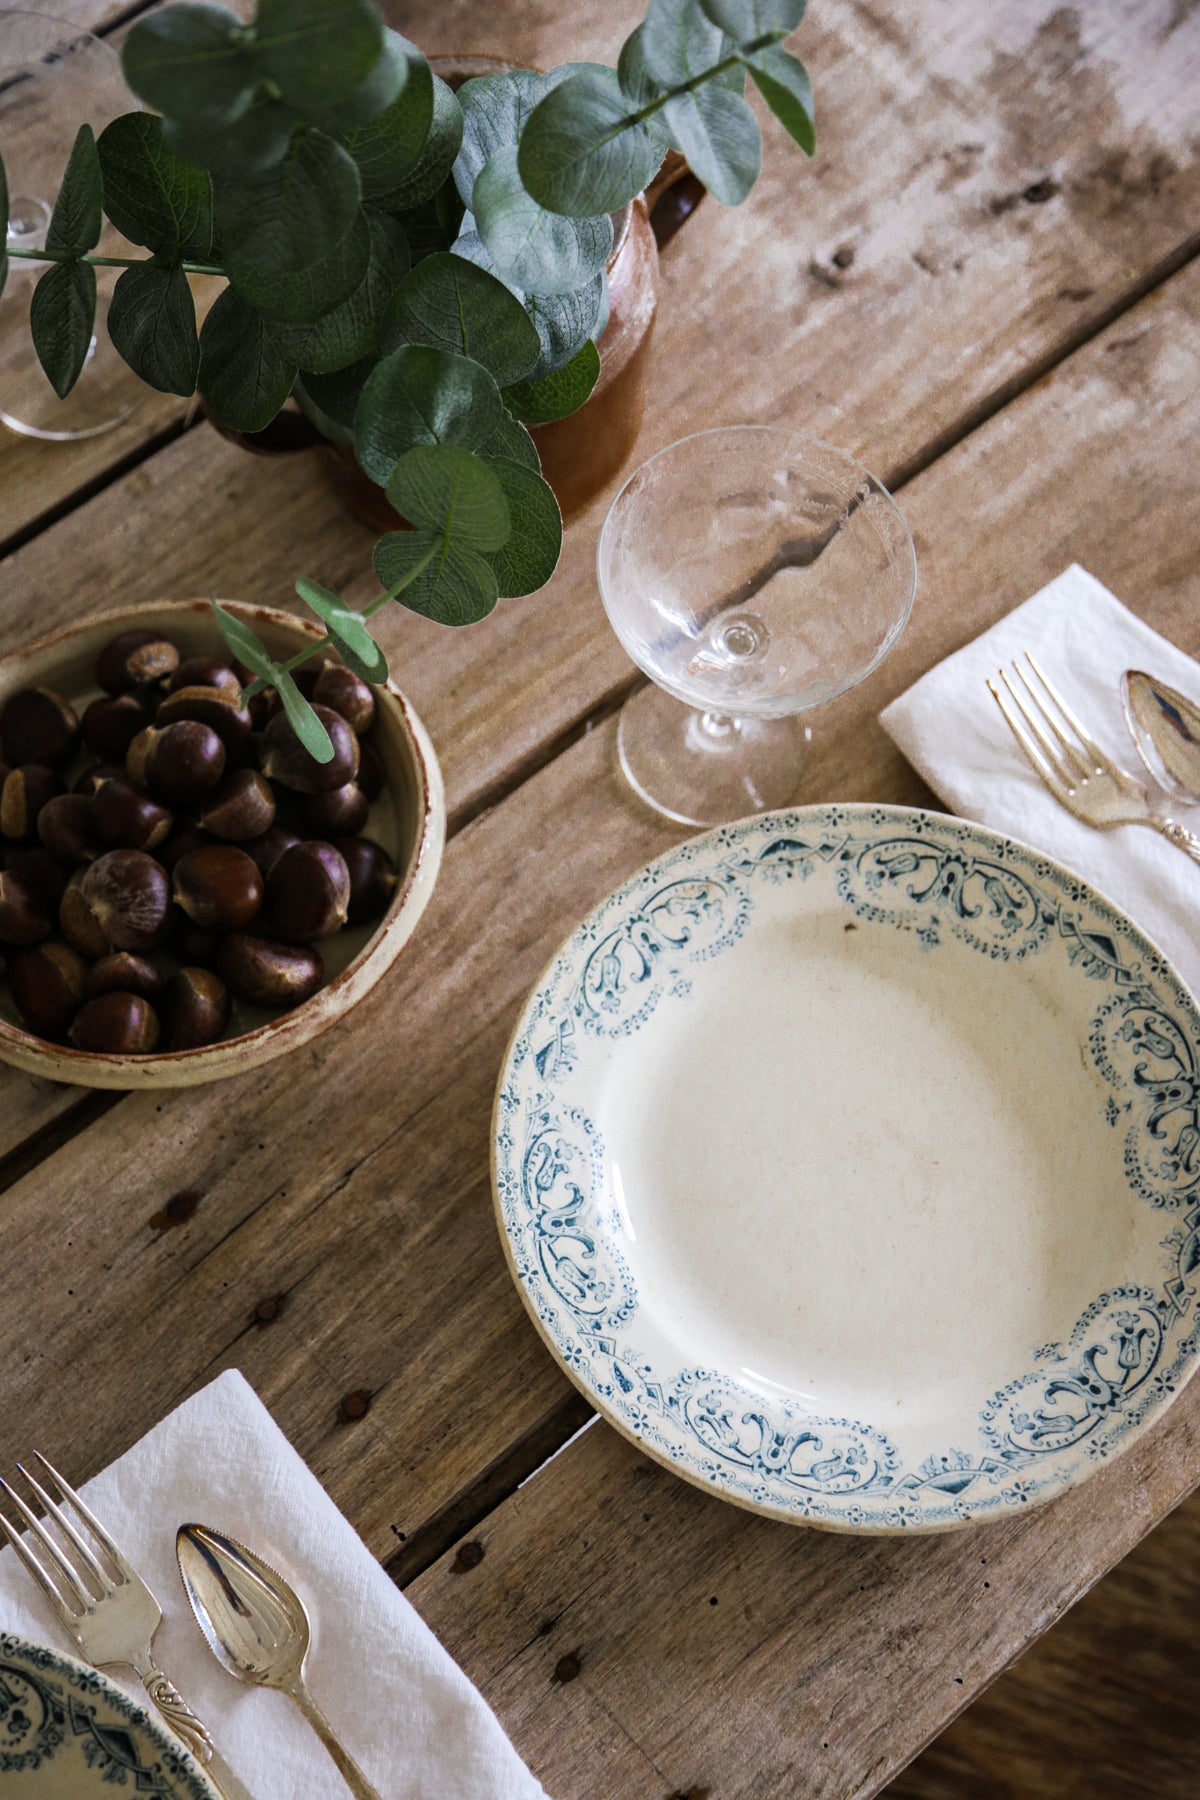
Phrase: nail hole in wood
[
  {"left": 452, "top": 1540, "right": 485, "bottom": 1573},
  {"left": 553, "top": 1651, "right": 581, "bottom": 1684},
  {"left": 149, "top": 1188, "right": 202, "bottom": 1231},
  {"left": 337, "top": 1388, "right": 372, "bottom": 1423}
]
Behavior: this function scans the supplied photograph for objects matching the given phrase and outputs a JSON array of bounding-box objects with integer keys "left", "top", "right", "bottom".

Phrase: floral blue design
[{"left": 495, "top": 806, "right": 1200, "bottom": 1530}]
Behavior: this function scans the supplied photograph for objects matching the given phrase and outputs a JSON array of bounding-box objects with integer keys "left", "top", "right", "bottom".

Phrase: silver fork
[
  {"left": 987, "top": 652, "right": 1200, "bottom": 867},
  {"left": 0, "top": 1454, "right": 255, "bottom": 1800}
]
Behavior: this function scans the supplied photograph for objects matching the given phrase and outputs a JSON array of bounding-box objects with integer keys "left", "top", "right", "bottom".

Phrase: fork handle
[
  {"left": 1157, "top": 817, "right": 1200, "bottom": 866},
  {"left": 138, "top": 1655, "right": 257, "bottom": 1800}
]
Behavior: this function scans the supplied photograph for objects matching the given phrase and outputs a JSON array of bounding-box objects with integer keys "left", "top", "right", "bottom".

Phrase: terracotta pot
[{"left": 0, "top": 600, "right": 445, "bottom": 1089}]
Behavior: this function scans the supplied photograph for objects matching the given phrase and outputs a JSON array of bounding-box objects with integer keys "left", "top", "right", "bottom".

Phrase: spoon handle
[
  {"left": 286, "top": 1675, "right": 384, "bottom": 1800},
  {"left": 1157, "top": 817, "right": 1200, "bottom": 865}
]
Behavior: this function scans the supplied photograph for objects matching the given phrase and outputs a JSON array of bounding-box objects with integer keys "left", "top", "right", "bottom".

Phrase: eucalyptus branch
[
  {"left": 633, "top": 30, "right": 788, "bottom": 126},
  {"left": 6, "top": 245, "right": 225, "bottom": 277}
]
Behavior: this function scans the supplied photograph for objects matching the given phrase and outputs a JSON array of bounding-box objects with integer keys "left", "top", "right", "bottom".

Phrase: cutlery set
[{"left": 0, "top": 1456, "right": 378, "bottom": 1800}]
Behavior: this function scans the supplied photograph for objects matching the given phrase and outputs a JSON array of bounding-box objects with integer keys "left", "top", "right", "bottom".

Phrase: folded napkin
[
  {"left": 880, "top": 563, "right": 1200, "bottom": 997},
  {"left": 0, "top": 1370, "right": 546, "bottom": 1800}
]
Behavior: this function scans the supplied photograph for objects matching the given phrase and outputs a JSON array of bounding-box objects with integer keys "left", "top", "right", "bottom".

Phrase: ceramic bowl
[{"left": 0, "top": 599, "right": 444, "bottom": 1088}]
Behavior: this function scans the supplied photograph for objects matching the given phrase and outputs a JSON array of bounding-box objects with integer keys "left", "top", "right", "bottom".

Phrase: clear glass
[
  {"left": 0, "top": 12, "right": 141, "bottom": 440},
  {"left": 597, "top": 426, "right": 917, "bottom": 825}
]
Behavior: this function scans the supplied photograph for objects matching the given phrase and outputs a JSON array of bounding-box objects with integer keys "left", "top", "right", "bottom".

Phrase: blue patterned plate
[
  {"left": 492, "top": 805, "right": 1200, "bottom": 1531},
  {"left": 0, "top": 1634, "right": 219, "bottom": 1795}
]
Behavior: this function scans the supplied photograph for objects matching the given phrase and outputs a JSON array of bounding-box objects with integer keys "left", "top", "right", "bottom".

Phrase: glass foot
[{"left": 617, "top": 681, "right": 810, "bottom": 826}]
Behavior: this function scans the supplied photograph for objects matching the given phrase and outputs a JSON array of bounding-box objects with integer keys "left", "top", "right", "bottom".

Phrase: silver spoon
[
  {"left": 176, "top": 1523, "right": 383, "bottom": 1800},
  {"left": 1122, "top": 669, "right": 1200, "bottom": 804}
]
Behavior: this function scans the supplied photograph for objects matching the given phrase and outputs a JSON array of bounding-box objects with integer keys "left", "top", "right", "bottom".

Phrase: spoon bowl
[{"left": 1122, "top": 668, "right": 1200, "bottom": 804}]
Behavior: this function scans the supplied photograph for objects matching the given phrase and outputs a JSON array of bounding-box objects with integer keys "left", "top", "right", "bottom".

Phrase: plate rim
[{"left": 490, "top": 801, "right": 1200, "bottom": 1534}]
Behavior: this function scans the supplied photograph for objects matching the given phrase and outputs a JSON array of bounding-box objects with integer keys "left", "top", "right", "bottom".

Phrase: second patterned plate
[{"left": 492, "top": 805, "right": 1200, "bottom": 1531}]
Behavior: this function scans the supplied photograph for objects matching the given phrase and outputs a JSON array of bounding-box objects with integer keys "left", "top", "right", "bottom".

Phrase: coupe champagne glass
[
  {"left": 597, "top": 426, "right": 916, "bottom": 825},
  {"left": 1, "top": 11, "right": 141, "bottom": 439}
]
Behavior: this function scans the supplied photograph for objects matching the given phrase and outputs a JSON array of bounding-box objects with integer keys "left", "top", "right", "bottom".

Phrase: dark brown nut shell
[
  {"left": 7, "top": 848, "right": 69, "bottom": 911},
  {"left": 217, "top": 933, "right": 323, "bottom": 1008},
  {"left": 161, "top": 966, "right": 231, "bottom": 1050},
  {"left": 80, "top": 850, "right": 172, "bottom": 952},
  {"left": 173, "top": 920, "right": 220, "bottom": 967},
  {"left": 312, "top": 664, "right": 376, "bottom": 734},
  {"left": 156, "top": 824, "right": 214, "bottom": 873},
  {"left": 96, "top": 628, "right": 180, "bottom": 695},
  {"left": 69, "top": 990, "right": 160, "bottom": 1054},
  {"left": 155, "top": 685, "right": 252, "bottom": 759},
  {"left": 60, "top": 876, "right": 110, "bottom": 960},
  {"left": 129, "top": 721, "right": 226, "bottom": 804},
  {"left": 259, "top": 705, "right": 359, "bottom": 794},
  {"left": 0, "top": 870, "right": 53, "bottom": 946},
  {"left": 300, "top": 781, "right": 370, "bottom": 837},
  {"left": 167, "top": 657, "right": 242, "bottom": 695},
  {"left": 92, "top": 778, "right": 173, "bottom": 852},
  {"left": 0, "top": 765, "right": 67, "bottom": 843},
  {"left": 0, "top": 688, "right": 80, "bottom": 768},
  {"left": 200, "top": 769, "right": 275, "bottom": 841},
  {"left": 265, "top": 841, "right": 349, "bottom": 941},
  {"left": 37, "top": 793, "right": 102, "bottom": 865},
  {"left": 241, "top": 825, "right": 300, "bottom": 880},
  {"left": 334, "top": 835, "right": 399, "bottom": 925},
  {"left": 82, "top": 691, "right": 152, "bottom": 758},
  {"left": 84, "top": 952, "right": 162, "bottom": 1003},
  {"left": 173, "top": 844, "right": 263, "bottom": 932},
  {"left": 8, "top": 941, "right": 86, "bottom": 1037},
  {"left": 74, "top": 761, "right": 127, "bottom": 796}
]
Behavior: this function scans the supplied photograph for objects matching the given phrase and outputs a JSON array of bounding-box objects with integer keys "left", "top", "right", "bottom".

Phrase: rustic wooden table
[{"left": 2, "top": 1, "right": 1199, "bottom": 1794}]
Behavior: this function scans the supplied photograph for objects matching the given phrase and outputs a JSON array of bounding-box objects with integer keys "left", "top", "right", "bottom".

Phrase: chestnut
[
  {"left": 96, "top": 627, "right": 179, "bottom": 694},
  {"left": 38, "top": 793, "right": 102, "bottom": 866},
  {"left": 80, "top": 849, "right": 172, "bottom": 951},
  {"left": 7, "top": 847, "right": 68, "bottom": 910},
  {"left": 242, "top": 825, "right": 300, "bottom": 880},
  {"left": 60, "top": 874, "right": 110, "bottom": 960},
  {"left": 161, "top": 966, "right": 230, "bottom": 1050},
  {"left": 82, "top": 691, "right": 151, "bottom": 758},
  {"left": 167, "top": 656, "right": 242, "bottom": 695},
  {"left": 92, "top": 777, "right": 173, "bottom": 852},
  {"left": 69, "top": 990, "right": 159, "bottom": 1054},
  {"left": 356, "top": 739, "right": 385, "bottom": 801},
  {"left": 173, "top": 844, "right": 263, "bottom": 931},
  {"left": 200, "top": 769, "right": 275, "bottom": 841},
  {"left": 335, "top": 835, "right": 398, "bottom": 924},
  {"left": 128, "top": 720, "right": 225, "bottom": 804},
  {"left": 173, "top": 920, "right": 220, "bottom": 966},
  {"left": 217, "top": 933, "right": 323, "bottom": 1008},
  {"left": 312, "top": 664, "right": 375, "bottom": 734},
  {"left": 0, "top": 869, "right": 52, "bottom": 946},
  {"left": 265, "top": 841, "right": 349, "bottom": 941},
  {"left": 300, "top": 781, "right": 370, "bottom": 837},
  {"left": 84, "top": 952, "right": 162, "bottom": 1003},
  {"left": 8, "top": 941, "right": 86, "bottom": 1037},
  {"left": 74, "top": 761, "right": 127, "bottom": 796},
  {"left": 156, "top": 686, "right": 252, "bottom": 760},
  {"left": 259, "top": 705, "right": 359, "bottom": 794},
  {"left": 156, "top": 824, "right": 214, "bottom": 873},
  {"left": 0, "top": 765, "right": 66, "bottom": 842},
  {"left": 0, "top": 687, "right": 80, "bottom": 768}
]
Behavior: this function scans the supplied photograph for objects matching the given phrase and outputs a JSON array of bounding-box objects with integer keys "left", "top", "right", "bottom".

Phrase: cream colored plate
[{"left": 493, "top": 805, "right": 1200, "bottom": 1531}]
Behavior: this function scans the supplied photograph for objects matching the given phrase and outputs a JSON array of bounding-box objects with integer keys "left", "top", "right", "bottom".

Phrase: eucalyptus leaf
[
  {"left": 216, "top": 600, "right": 335, "bottom": 760},
  {"left": 354, "top": 343, "right": 502, "bottom": 485},
  {"left": 199, "top": 287, "right": 298, "bottom": 431},
  {"left": 662, "top": 83, "right": 760, "bottom": 203},
  {"left": 473, "top": 145, "right": 612, "bottom": 295},
  {"left": 388, "top": 251, "right": 540, "bottom": 386},
  {"left": 30, "top": 259, "right": 96, "bottom": 398},
  {"left": 744, "top": 45, "right": 815, "bottom": 152},
  {"left": 0, "top": 149, "right": 8, "bottom": 302},
  {"left": 362, "top": 72, "right": 463, "bottom": 215},
  {"left": 255, "top": 0, "right": 384, "bottom": 112},
  {"left": 341, "top": 38, "right": 433, "bottom": 198},
  {"left": 616, "top": 27, "right": 674, "bottom": 145},
  {"left": 122, "top": 4, "right": 254, "bottom": 123},
  {"left": 294, "top": 577, "right": 388, "bottom": 681},
  {"left": 518, "top": 67, "right": 666, "bottom": 218},
  {"left": 97, "top": 114, "right": 215, "bottom": 260},
  {"left": 502, "top": 337, "right": 599, "bottom": 423},
  {"left": 299, "top": 357, "right": 372, "bottom": 428},
  {"left": 227, "top": 206, "right": 371, "bottom": 323},
  {"left": 216, "top": 129, "right": 361, "bottom": 276},
  {"left": 451, "top": 68, "right": 544, "bottom": 205},
  {"left": 163, "top": 96, "right": 296, "bottom": 177},
  {"left": 591, "top": 269, "right": 611, "bottom": 344},
  {"left": 108, "top": 261, "right": 199, "bottom": 395},
  {"left": 698, "top": 0, "right": 805, "bottom": 32},
  {"left": 268, "top": 213, "right": 409, "bottom": 373},
  {"left": 386, "top": 443, "right": 510, "bottom": 551},
  {"left": 486, "top": 458, "right": 563, "bottom": 597},
  {"left": 46, "top": 125, "right": 102, "bottom": 255},
  {"left": 294, "top": 376, "right": 355, "bottom": 445},
  {"left": 524, "top": 275, "right": 604, "bottom": 375},
  {"left": 476, "top": 408, "right": 541, "bottom": 471},
  {"left": 374, "top": 529, "right": 498, "bottom": 626},
  {"left": 213, "top": 604, "right": 278, "bottom": 681},
  {"left": 312, "top": 28, "right": 409, "bottom": 130},
  {"left": 641, "top": 0, "right": 725, "bottom": 85}
]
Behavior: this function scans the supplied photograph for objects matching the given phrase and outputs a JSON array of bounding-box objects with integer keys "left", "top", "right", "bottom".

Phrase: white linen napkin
[
  {"left": 0, "top": 1369, "right": 546, "bottom": 1800},
  {"left": 880, "top": 563, "right": 1200, "bottom": 997}
]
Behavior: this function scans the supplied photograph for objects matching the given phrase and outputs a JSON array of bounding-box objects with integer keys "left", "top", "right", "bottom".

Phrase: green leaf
[
  {"left": 164, "top": 95, "right": 296, "bottom": 177},
  {"left": 375, "top": 73, "right": 463, "bottom": 214},
  {"left": 298, "top": 357, "right": 372, "bottom": 428},
  {"left": 108, "top": 261, "right": 199, "bottom": 395},
  {"left": 472, "top": 145, "right": 612, "bottom": 295},
  {"left": 227, "top": 206, "right": 371, "bottom": 323},
  {"left": 294, "top": 577, "right": 388, "bottom": 681},
  {"left": 388, "top": 251, "right": 540, "bottom": 386},
  {"left": 662, "top": 84, "right": 760, "bottom": 204},
  {"left": 123, "top": 4, "right": 255, "bottom": 123},
  {"left": 502, "top": 338, "right": 599, "bottom": 424},
  {"left": 255, "top": 0, "right": 384, "bottom": 112},
  {"left": 268, "top": 213, "right": 409, "bottom": 373},
  {"left": 46, "top": 125, "right": 102, "bottom": 255},
  {"left": 452, "top": 68, "right": 544, "bottom": 205},
  {"left": 524, "top": 276, "right": 604, "bottom": 375},
  {"left": 641, "top": 0, "right": 725, "bottom": 85},
  {"left": 98, "top": 114, "right": 215, "bottom": 260},
  {"left": 199, "top": 287, "right": 298, "bottom": 431},
  {"left": 215, "top": 129, "right": 361, "bottom": 276},
  {"left": 477, "top": 408, "right": 541, "bottom": 471},
  {"left": 615, "top": 28, "right": 674, "bottom": 145},
  {"left": 214, "top": 604, "right": 334, "bottom": 762},
  {"left": 486, "top": 458, "right": 562, "bottom": 597},
  {"left": 30, "top": 260, "right": 96, "bottom": 398},
  {"left": 341, "top": 38, "right": 433, "bottom": 198},
  {"left": 294, "top": 376, "right": 354, "bottom": 445},
  {"left": 386, "top": 444, "right": 510, "bottom": 551},
  {"left": 698, "top": 0, "right": 804, "bottom": 31},
  {"left": 1, "top": 148, "right": 8, "bottom": 302},
  {"left": 744, "top": 45, "right": 815, "bottom": 152},
  {"left": 312, "top": 28, "right": 409, "bottom": 129},
  {"left": 518, "top": 67, "right": 666, "bottom": 218},
  {"left": 374, "top": 529, "right": 498, "bottom": 627},
  {"left": 354, "top": 343, "right": 502, "bottom": 486}
]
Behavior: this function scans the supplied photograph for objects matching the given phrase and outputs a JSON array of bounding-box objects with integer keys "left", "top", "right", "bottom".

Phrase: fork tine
[
  {"left": 1012, "top": 659, "right": 1093, "bottom": 783},
  {"left": 0, "top": 1506, "right": 82, "bottom": 1618},
  {"left": 997, "top": 669, "right": 1075, "bottom": 784},
  {"left": 1024, "top": 652, "right": 1110, "bottom": 767},
  {"left": 0, "top": 1476, "right": 89, "bottom": 1611},
  {"left": 987, "top": 677, "right": 1066, "bottom": 789},
  {"left": 17, "top": 1461, "right": 112, "bottom": 1595},
  {"left": 33, "top": 1451, "right": 134, "bottom": 1582}
]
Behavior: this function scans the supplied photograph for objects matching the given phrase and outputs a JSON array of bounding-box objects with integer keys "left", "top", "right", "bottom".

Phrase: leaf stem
[
  {"left": 5, "top": 246, "right": 225, "bottom": 277},
  {"left": 631, "top": 30, "right": 788, "bottom": 124}
]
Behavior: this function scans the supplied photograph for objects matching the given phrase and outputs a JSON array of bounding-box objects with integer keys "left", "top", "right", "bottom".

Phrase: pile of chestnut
[{"left": 0, "top": 626, "right": 399, "bottom": 1056}]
